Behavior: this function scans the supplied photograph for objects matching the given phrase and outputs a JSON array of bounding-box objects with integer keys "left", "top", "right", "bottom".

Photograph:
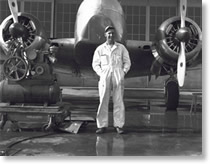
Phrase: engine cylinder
[
  {"left": 0, "top": 13, "right": 48, "bottom": 55},
  {"left": 0, "top": 80, "right": 60, "bottom": 104},
  {"left": 154, "top": 16, "right": 202, "bottom": 67}
]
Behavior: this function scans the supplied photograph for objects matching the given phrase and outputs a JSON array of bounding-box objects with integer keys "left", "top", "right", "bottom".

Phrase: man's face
[{"left": 105, "top": 29, "right": 115, "bottom": 43}]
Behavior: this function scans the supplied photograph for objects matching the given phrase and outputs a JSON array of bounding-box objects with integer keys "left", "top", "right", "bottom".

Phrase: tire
[{"left": 165, "top": 80, "right": 179, "bottom": 111}]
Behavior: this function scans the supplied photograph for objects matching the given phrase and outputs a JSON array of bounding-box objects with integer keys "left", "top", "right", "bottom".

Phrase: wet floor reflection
[
  {"left": 0, "top": 110, "right": 202, "bottom": 156},
  {"left": 96, "top": 134, "right": 125, "bottom": 156},
  {"left": 95, "top": 130, "right": 201, "bottom": 156},
  {"left": 124, "top": 110, "right": 201, "bottom": 133},
  {"left": 149, "top": 111, "right": 201, "bottom": 132}
]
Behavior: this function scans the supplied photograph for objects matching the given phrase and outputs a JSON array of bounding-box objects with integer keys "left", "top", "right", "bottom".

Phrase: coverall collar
[{"left": 104, "top": 42, "right": 118, "bottom": 52}]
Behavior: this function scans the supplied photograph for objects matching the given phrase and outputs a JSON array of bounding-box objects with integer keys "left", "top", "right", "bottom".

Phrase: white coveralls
[{"left": 92, "top": 42, "right": 131, "bottom": 128}]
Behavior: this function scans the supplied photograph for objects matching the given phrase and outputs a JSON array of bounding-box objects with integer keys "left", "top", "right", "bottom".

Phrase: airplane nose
[
  {"left": 87, "top": 15, "right": 113, "bottom": 43},
  {"left": 75, "top": 0, "right": 125, "bottom": 44}
]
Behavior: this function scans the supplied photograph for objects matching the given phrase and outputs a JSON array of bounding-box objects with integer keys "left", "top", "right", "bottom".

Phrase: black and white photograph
[{"left": 0, "top": 0, "right": 205, "bottom": 160}]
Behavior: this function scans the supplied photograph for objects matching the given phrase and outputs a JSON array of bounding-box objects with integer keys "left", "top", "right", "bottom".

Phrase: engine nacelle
[
  {"left": 0, "top": 13, "right": 48, "bottom": 57},
  {"left": 153, "top": 16, "right": 202, "bottom": 67}
]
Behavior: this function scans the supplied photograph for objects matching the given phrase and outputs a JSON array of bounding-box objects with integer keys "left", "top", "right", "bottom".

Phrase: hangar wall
[
  {"left": 0, "top": 0, "right": 202, "bottom": 40},
  {"left": 0, "top": 0, "right": 202, "bottom": 89}
]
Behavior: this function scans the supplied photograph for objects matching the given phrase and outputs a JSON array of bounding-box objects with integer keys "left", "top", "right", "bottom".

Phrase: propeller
[
  {"left": 8, "top": 0, "right": 19, "bottom": 23},
  {"left": 177, "top": 0, "right": 187, "bottom": 87},
  {"left": 7, "top": 0, "right": 29, "bottom": 73},
  {"left": 8, "top": 0, "right": 27, "bottom": 39}
]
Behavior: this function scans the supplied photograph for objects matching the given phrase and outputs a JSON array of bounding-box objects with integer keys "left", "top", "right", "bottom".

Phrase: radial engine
[{"left": 0, "top": 13, "right": 60, "bottom": 105}]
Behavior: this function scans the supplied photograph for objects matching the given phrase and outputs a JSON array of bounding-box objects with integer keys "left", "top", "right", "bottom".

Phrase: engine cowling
[
  {"left": 153, "top": 16, "right": 202, "bottom": 67},
  {"left": 0, "top": 12, "right": 48, "bottom": 57}
]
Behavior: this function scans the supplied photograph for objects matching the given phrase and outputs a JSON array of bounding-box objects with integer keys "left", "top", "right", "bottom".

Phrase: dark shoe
[
  {"left": 116, "top": 127, "right": 124, "bottom": 134},
  {"left": 96, "top": 128, "right": 106, "bottom": 134}
]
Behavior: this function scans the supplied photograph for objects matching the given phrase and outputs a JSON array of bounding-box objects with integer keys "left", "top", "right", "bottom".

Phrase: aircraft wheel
[
  {"left": 165, "top": 79, "right": 179, "bottom": 111},
  {"left": 3, "top": 56, "right": 28, "bottom": 81}
]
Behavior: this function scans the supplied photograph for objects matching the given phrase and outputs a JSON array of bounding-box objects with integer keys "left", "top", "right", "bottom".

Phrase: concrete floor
[{"left": 0, "top": 88, "right": 202, "bottom": 156}]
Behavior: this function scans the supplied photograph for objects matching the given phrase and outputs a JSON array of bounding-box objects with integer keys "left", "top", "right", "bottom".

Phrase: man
[{"left": 92, "top": 26, "right": 131, "bottom": 134}]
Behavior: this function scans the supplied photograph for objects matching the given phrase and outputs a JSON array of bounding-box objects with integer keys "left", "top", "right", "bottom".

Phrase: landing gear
[{"left": 164, "top": 76, "right": 179, "bottom": 111}]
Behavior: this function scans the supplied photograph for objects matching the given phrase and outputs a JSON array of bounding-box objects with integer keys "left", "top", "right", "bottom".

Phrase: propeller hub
[
  {"left": 9, "top": 22, "right": 29, "bottom": 39},
  {"left": 175, "top": 27, "right": 191, "bottom": 43}
]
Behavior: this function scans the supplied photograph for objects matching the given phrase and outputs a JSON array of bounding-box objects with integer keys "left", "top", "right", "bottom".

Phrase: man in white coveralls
[{"left": 92, "top": 26, "right": 131, "bottom": 134}]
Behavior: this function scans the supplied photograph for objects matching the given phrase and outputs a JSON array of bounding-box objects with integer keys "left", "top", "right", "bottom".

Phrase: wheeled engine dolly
[{"left": 0, "top": 38, "right": 71, "bottom": 131}]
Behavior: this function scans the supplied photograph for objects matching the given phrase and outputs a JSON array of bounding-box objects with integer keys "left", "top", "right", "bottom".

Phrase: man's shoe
[
  {"left": 96, "top": 128, "right": 106, "bottom": 134},
  {"left": 116, "top": 127, "right": 124, "bottom": 134}
]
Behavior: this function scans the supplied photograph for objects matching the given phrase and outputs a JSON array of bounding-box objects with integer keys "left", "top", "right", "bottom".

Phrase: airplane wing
[
  {"left": 74, "top": 39, "right": 100, "bottom": 66},
  {"left": 126, "top": 40, "right": 155, "bottom": 77},
  {"left": 52, "top": 38, "right": 155, "bottom": 78},
  {"left": 126, "top": 37, "right": 202, "bottom": 78}
]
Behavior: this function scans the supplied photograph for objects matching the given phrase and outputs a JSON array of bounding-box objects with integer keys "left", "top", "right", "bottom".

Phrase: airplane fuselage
[{"left": 52, "top": 0, "right": 154, "bottom": 86}]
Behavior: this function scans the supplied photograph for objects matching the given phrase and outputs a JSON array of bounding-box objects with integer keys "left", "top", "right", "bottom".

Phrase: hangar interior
[
  {"left": 0, "top": 0, "right": 202, "bottom": 156},
  {"left": 0, "top": 0, "right": 202, "bottom": 89}
]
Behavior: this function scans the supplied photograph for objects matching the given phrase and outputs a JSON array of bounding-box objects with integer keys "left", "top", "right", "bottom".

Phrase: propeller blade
[
  {"left": 8, "top": 0, "right": 19, "bottom": 23},
  {"left": 180, "top": 0, "right": 187, "bottom": 28},
  {"left": 177, "top": 0, "right": 187, "bottom": 87},
  {"left": 177, "top": 42, "right": 186, "bottom": 87}
]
